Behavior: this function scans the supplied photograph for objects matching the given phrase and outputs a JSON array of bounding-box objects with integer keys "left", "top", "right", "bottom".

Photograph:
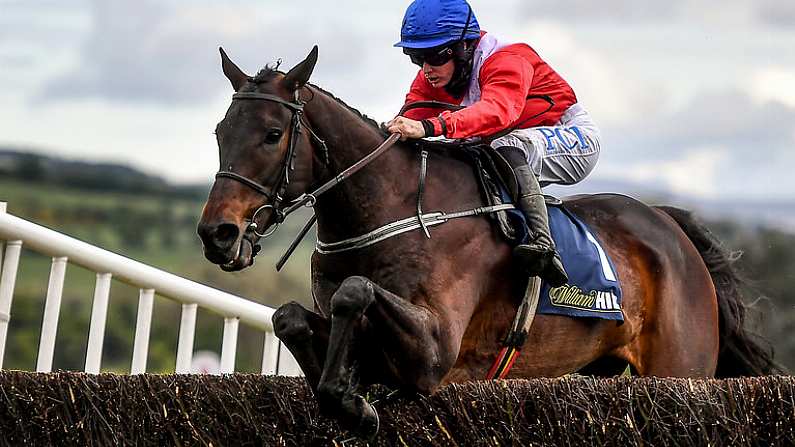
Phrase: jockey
[{"left": 386, "top": 0, "right": 601, "bottom": 287}]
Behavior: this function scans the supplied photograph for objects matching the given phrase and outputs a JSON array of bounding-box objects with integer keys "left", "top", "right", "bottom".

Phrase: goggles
[{"left": 404, "top": 45, "right": 455, "bottom": 67}]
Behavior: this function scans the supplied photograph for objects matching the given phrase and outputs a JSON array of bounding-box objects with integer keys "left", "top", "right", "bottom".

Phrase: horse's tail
[{"left": 655, "top": 205, "right": 782, "bottom": 377}]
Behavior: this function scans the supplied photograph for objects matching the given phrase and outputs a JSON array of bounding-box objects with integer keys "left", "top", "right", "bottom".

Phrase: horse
[{"left": 197, "top": 47, "right": 777, "bottom": 436}]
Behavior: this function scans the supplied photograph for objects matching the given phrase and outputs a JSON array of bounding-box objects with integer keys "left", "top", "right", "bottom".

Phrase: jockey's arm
[
  {"left": 388, "top": 54, "right": 533, "bottom": 140},
  {"left": 435, "top": 54, "right": 533, "bottom": 139}
]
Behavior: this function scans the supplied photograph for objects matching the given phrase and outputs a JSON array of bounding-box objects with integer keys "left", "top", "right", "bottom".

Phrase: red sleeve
[
  {"left": 439, "top": 53, "right": 533, "bottom": 139},
  {"left": 401, "top": 70, "right": 441, "bottom": 121}
]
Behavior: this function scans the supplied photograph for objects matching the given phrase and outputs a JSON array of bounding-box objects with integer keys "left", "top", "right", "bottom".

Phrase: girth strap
[{"left": 315, "top": 204, "right": 515, "bottom": 254}]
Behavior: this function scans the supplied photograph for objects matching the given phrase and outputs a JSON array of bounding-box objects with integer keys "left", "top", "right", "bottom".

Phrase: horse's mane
[{"left": 251, "top": 66, "right": 388, "bottom": 138}]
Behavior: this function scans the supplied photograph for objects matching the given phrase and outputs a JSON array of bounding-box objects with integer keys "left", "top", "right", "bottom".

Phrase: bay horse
[{"left": 197, "top": 47, "right": 777, "bottom": 436}]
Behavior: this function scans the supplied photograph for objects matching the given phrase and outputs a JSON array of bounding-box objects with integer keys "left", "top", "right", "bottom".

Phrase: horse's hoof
[{"left": 355, "top": 395, "right": 380, "bottom": 440}]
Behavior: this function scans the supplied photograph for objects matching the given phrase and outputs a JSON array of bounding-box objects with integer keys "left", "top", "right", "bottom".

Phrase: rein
[
  {"left": 217, "top": 93, "right": 541, "bottom": 380},
  {"left": 398, "top": 96, "right": 555, "bottom": 142}
]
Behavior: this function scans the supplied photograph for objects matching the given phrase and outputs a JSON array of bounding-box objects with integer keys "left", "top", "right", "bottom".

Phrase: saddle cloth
[
  {"left": 423, "top": 140, "right": 623, "bottom": 321},
  {"left": 504, "top": 199, "right": 624, "bottom": 321}
]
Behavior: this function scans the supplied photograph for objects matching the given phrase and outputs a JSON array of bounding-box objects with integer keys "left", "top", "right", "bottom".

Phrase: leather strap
[
  {"left": 232, "top": 92, "right": 305, "bottom": 112},
  {"left": 485, "top": 276, "right": 542, "bottom": 379},
  {"left": 399, "top": 100, "right": 465, "bottom": 116},
  {"left": 216, "top": 171, "right": 274, "bottom": 199},
  {"left": 416, "top": 150, "right": 431, "bottom": 239}
]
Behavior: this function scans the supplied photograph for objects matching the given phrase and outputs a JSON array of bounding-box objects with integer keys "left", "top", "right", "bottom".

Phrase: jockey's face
[{"left": 423, "top": 59, "right": 455, "bottom": 89}]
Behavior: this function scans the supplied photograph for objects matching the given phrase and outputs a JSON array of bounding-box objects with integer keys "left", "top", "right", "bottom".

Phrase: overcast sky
[{"left": 2, "top": 0, "right": 794, "bottom": 199}]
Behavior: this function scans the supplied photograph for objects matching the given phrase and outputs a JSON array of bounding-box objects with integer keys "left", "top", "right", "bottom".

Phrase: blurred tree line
[
  {"left": 708, "top": 221, "right": 795, "bottom": 371},
  {"left": 0, "top": 150, "right": 314, "bottom": 373},
  {"left": 0, "top": 150, "right": 792, "bottom": 373}
]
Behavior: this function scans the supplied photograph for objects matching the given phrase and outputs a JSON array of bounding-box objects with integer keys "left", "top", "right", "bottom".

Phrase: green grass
[
  {"left": 0, "top": 179, "right": 203, "bottom": 213},
  {"left": 1, "top": 179, "right": 314, "bottom": 373}
]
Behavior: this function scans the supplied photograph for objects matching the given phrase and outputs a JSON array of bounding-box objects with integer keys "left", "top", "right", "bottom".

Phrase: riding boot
[{"left": 511, "top": 164, "right": 569, "bottom": 287}]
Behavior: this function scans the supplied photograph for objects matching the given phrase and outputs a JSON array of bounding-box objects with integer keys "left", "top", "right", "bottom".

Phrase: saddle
[{"left": 417, "top": 138, "right": 558, "bottom": 245}]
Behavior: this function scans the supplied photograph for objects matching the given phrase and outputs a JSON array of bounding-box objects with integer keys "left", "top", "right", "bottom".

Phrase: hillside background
[{"left": 1, "top": 148, "right": 793, "bottom": 373}]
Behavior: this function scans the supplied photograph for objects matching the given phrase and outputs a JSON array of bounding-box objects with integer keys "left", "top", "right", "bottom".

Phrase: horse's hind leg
[{"left": 272, "top": 301, "right": 329, "bottom": 390}]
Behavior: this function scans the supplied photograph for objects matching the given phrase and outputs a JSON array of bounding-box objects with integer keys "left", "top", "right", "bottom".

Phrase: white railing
[{"left": 0, "top": 201, "right": 301, "bottom": 375}]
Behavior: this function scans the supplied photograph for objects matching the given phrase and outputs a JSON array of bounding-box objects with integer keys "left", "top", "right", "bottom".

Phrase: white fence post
[
  {"left": 36, "top": 256, "right": 68, "bottom": 372},
  {"left": 262, "top": 331, "right": 280, "bottom": 375},
  {"left": 131, "top": 288, "right": 154, "bottom": 374},
  {"left": 278, "top": 341, "right": 302, "bottom": 376},
  {"left": 0, "top": 201, "right": 22, "bottom": 369},
  {"left": 0, "top": 203, "right": 5, "bottom": 269},
  {"left": 0, "top": 242, "right": 21, "bottom": 369},
  {"left": 175, "top": 303, "right": 197, "bottom": 373},
  {"left": 0, "top": 212, "right": 276, "bottom": 331},
  {"left": 220, "top": 317, "right": 239, "bottom": 373},
  {"left": 85, "top": 272, "right": 112, "bottom": 373},
  {"left": 0, "top": 209, "right": 297, "bottom": 376}
]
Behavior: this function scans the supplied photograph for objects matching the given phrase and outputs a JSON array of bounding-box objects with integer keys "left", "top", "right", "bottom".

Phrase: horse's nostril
[{"left": 214, "top": 223, "right": 239, "bottom": 245}]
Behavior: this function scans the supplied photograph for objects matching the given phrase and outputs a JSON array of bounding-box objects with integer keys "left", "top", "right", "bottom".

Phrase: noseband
[{"left": 215, "top": 89, "right": 328, "bottom": 237}]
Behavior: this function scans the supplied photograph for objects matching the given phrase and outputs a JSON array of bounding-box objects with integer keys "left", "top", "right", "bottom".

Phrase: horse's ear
[
  {"left": 282, "top": 46, "right": 318, "bottom": 91},
  {"left": 219, "top": 47, "right": 249, "bottom": 91}
]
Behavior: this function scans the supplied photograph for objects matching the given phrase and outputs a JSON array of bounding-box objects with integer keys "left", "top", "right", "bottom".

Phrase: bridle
[
  {"left": 215, "top": 86, "right": 400, "bottom": 245},
  {"left": 215, "top": 88, "right": 329, "bottom": 238}
]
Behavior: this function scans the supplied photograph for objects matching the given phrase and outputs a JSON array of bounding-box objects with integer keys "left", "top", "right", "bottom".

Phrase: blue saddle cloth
[{"left": 505, "top": 201, "right": 624, "bottom": 321}]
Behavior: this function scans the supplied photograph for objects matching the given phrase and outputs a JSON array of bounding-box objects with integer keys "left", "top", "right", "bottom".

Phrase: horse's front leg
[
  {"left": 315, "top": 277, "right": 378, "bottom": 436},
  {"left": 317, "top": 276, "right": 462, "bottom": 437},
  {"left": 272, "top": 301, "right": 329, "bottom": 391}
]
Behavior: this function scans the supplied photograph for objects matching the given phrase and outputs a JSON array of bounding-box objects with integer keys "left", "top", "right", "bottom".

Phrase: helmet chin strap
[
  {"left": 444, "top": 39, "right": 477, "bottom": 98},
  {"left": 444, "top": 5, "right": 477, "bottom": 98}
]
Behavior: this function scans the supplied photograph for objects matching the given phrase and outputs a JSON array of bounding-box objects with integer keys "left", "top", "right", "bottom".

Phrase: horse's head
[{"left": 197, "top": 47, "right": 319, "bottom": 269}]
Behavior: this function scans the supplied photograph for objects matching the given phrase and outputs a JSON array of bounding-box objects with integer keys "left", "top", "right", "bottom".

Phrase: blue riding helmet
[{"left": 395, "top": 0, "right": 481, "bottom": 49}]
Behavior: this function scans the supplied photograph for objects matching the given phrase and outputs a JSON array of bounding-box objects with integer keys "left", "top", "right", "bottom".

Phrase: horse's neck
[{"left": 305, "top": 88, "right": 416, "bottom": 242}]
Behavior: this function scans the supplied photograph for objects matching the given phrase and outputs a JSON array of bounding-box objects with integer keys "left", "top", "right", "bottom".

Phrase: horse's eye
[{"left": 264, "top": 129, "right": 283, "bottom": 145}]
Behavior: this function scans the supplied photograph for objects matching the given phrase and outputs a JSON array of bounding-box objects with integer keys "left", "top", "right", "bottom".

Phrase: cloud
[
  {"left": 32, "top": 0, "right": 384, "bottom": 106},
  {"left": 35, "top": 0, "right": 262, "bottom": 105},
  {"left": 518, "top": 0, "right": 795, "bottom": 27},
  {"left": 519, "top": 1, "right": 677, "bottom": 23},
  {"left": 751, "top": 67, "right": 795, "bottom": 108},
  {"left": 511, "top": 20, "right": 659, "bottom": 127},
  {"left": 33, "top": 1, "right": 349, "bottom": 104},
  {"left": 599, "top": 146, "right": 728, "bottom": 198},
  {"left": 595, "top": 89, "right": 795, "bottom": 198},
  {"left": 0, "top": 1, "right": 89, "bottom": 72},
  {"left": 754, "top": 0, "right": 795, "bottom": 28},
  {"left": 641, "top": 90, "right": 795, "bottom": 153}
]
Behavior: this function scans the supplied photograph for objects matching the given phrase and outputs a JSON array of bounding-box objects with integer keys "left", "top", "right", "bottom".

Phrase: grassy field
[{"left": 1, "top": 179, "right": 315, "bottom": 373}]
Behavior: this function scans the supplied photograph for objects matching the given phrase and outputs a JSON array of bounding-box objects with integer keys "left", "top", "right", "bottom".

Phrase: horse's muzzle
[
  {"left": 220, "top": 237, "right": 257, "bottom": 271},
  {"left": 197, "top": 221, "right": 241, "bottom": 265}
]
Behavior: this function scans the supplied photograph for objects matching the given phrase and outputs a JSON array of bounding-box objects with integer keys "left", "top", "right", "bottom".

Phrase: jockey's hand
[{"left": 385, "top": 116, "right": 425, "bottom": 141}]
